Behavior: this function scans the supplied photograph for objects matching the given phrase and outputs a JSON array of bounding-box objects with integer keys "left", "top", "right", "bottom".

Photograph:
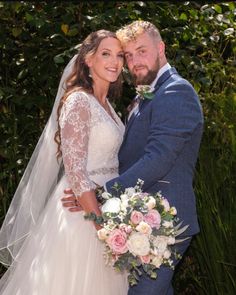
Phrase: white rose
[
  {"left": 167, "top": 236, "right": 175, "bottom": 245},
  {"left": 146, "top": 196, "right": 156, "bottom": 210},
  {"left": 97, "top": 228, "right": 109, "bottom": 240},
  {"left": 120, "top": 194, "right": 129, "bottom": 202},
  {"left": 152, "top": 255, "right": 163, "bottom": 268},
  {"left": 125, "top": 187, "right": 136, "bottom": 197},
  {"left": 127, "top": 232, "right": 150, "bottom": 256},
  {"left": 150, "top": 248, "right": 158, "bottom": 256},
  {"left": 153, "top": 236, "right": 168, "bottom": 254},
  {"left": 160, "top": 198, "right": 170, "bottom": 212},
  {"left": 101, "top": 198, "right": 121, "bottom": 214},
  {"left": 169, "top": 206, "right": 177, "bottom": 215},
  {"left": 163, "top": 249, "right": 171, "bottom": 259},
  {"left": 136, "top": 221, "right": 152, "bottom": 235},
  {"left": 101, "top": 192, "right": 112, "bottom": 200},
  {"left": 162, "top": 220, "right": 173, "bottom": 228},
  {"left": 120, "top": 199, "right": 129, "bottom": 211}
]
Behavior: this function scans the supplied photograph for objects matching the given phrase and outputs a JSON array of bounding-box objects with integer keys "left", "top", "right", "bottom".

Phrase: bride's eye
[{"left": 102, "top": 51, "right": 110, "bottom": 57}]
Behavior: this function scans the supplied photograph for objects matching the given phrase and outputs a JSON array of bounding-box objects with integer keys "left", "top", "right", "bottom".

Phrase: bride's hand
[
  {"left": 61, "top": 188, "right": 83, "bottom": 212},
  {"left": 61, "top": 189, "right": 102, "bottom": 230}
]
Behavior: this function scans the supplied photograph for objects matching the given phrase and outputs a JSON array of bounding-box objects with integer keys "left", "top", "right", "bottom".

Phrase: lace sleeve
[{"left": 59, "top": 92, "right": 96, "bottom": 197}]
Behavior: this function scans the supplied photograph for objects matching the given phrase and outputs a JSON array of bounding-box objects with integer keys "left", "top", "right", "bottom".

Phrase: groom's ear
[{"left": 158, "top": 41, "right": 165, "bottom": 58}]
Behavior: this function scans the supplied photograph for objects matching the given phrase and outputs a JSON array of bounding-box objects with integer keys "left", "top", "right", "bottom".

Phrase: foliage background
[{"left": 0, "top": 1, "right": 235, "bottom": 294}]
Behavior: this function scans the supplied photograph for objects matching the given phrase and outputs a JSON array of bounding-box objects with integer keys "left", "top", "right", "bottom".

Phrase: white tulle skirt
[{"left": 0, "top": 176, "right": 128, "bottom": 295}]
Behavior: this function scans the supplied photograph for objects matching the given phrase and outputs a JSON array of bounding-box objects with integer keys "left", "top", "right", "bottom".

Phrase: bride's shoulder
[
  {"left": 59, "top": 91, "right": 93, "bottom": 121},
  {"left": 64, "top": 89, "right": 94, "bottom": 109},
  {"left": 66, "top": 89, "right": 92, "bottom": 103}
]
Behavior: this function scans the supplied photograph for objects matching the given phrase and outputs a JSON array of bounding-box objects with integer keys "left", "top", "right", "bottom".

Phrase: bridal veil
[{"left": 0, "top": 54, "right": 78, "bottom": 266}]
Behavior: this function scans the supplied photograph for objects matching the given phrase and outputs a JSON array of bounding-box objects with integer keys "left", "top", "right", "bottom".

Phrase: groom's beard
[{"left": 132, "top": 58, "right": 160, "bottom": 86}]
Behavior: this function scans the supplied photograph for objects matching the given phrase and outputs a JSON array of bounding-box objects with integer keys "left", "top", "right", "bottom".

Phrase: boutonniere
[{"left": 135, "top": 85, "right": 155, "bottom": 100}]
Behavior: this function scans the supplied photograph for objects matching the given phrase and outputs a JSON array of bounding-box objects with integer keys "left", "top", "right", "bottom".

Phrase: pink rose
[
  {"left": 144, "top": 209, "right": 161, "bottom": 229},
  {"left": 107, "top": 229, "right": 128, "bottom": 254},
  {"left": 140, "top": 255, "right": 151, "bottom": 264},
  {"left": 130, "top": 210, "right": 144, "bottom": 225}
]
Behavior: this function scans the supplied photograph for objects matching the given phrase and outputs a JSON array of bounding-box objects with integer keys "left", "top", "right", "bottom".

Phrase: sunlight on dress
[{"left": 0, "top": 92, "right": 128, "bottom": 295}]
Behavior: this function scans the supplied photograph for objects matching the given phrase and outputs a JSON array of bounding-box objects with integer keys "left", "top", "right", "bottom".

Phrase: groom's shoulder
[
  {"left": 152, "top": 75, "right": 198, "bottom": 109},
  {"left": 165, "top": 71, "right": 197, "bottom": 96}
]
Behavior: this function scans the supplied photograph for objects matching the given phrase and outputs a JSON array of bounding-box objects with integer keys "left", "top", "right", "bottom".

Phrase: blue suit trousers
[{"left": 128, "top": 238, "right": 191, "bottom": 295}]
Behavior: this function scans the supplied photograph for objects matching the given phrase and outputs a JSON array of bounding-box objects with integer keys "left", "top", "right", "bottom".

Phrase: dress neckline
[{"left": 90, "top": 94, "right": 123, "bottom": 129}]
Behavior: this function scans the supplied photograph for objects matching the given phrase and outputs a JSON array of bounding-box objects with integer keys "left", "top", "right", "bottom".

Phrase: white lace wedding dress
[{"left": 0, "top": 91, "right": 128, "bottom": 295}]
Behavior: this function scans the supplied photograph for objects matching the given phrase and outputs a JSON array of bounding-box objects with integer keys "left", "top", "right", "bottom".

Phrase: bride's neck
[{"left": 92, "top": 82, "right": 109, "bottom": 104}]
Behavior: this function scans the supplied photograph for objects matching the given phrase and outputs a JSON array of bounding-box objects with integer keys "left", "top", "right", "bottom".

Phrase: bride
[{"left": 0, "top": 30, "right": 128, "bottom": 294}]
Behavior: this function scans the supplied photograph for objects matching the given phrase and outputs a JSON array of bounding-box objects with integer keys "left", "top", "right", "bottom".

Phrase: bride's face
[{"left": 86, "top": 37, "right": 124, "bottom": 84}]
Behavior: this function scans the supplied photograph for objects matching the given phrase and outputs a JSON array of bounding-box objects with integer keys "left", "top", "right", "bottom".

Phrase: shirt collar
[{"left": 150, "top": 63, "right": 171, "bottom": 88}]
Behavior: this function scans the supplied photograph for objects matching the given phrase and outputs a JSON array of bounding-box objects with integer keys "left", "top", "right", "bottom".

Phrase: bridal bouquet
[{"left": 85, "top": 179, "right": 188, "bottom": 286}]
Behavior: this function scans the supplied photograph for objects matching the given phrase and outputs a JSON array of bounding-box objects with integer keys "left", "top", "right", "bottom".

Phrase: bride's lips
[
  {"left": 106, "top": 67, "right": 118, "bottom": 73},
  {"left": 105, "top": 68, "right": 119, "bottom": 78}
]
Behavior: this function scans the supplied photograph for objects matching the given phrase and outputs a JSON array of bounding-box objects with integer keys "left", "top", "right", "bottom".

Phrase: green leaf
[
  {"left": 180, "top": 13, "right": 187, "bottom": 21},
  {"left": 12, "top": 2, "right": 22, "bottom": 13},
  {"left": 228, "top": 3, "right": 235, "bottom": 11},
  {"left": 53, "top": 55, "right": 64, "bottom": 64},
  {"left": 25, "top": 12, "right": 33, "bottom": 22},
  {"left": 67, "top": 28, "right": 79, "bottom": 37},
  {"left": 12, "top": 28, "right": 22, "bottom": 37},
  {"left": 214, "top": 4, "right": 222, "bottom": 14}
]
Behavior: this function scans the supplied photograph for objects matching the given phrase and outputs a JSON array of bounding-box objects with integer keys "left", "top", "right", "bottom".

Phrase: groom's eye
[
  {"left": 125, "top": 53, "right": 132, "bottom": 60},
  {"left": 138, "top": 49, "right": 146, "bottom": 56},
  {"left": 117, "top": 53, "right": 124, "bottom": 59}
]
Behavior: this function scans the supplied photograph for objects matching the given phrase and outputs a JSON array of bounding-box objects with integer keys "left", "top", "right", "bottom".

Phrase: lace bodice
[{"left": 59, "top": 91, "right": 125, "bottom": 197}]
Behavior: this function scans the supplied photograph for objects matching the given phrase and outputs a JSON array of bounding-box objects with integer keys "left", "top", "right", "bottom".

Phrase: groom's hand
[{"left": 61, "top": 188, "right": 83, "bottom": 212}]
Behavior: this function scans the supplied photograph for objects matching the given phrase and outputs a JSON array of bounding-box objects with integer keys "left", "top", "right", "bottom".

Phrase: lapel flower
[{"left": 135, "top": 85, "right": 155, "bottom": 100}]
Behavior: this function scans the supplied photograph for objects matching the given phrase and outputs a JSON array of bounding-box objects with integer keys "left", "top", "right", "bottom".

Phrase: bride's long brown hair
[{"left": 54, "top": 30, "right": 123, "bottom": 158}]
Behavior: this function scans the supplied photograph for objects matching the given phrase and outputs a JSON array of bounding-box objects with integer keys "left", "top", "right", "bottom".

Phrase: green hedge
[{"left": 0, "top": 2, "right": 235, "bottom": 294}]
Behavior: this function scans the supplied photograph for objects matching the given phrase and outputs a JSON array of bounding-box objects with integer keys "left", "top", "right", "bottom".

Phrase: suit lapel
[
  {"left": 123, "top": 67, "right": 178, "bottom": 140},
  {"left": 123, "top": 106, "right": 140, "bottom": 137},
  {"left": 153, "top": 67, "right": 177, "bottom": 92}
]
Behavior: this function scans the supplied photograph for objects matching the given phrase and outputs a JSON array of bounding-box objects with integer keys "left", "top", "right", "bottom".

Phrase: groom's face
[{"left": 123, "top": 32, "right": 163, "bottom": 85}]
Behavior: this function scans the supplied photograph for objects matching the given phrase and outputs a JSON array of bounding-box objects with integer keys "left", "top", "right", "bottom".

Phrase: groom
[{"left": 63, "top": 21, "right": 204, "bottom": 294}]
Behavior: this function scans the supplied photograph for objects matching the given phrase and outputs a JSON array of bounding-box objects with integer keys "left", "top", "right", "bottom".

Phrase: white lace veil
[{"left": 0, "top": 54, "right": 78, "bottom": 266}]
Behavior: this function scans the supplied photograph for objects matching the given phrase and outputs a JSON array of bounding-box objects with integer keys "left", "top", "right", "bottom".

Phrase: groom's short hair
[{"left": 116, "top": 20, "right": 162, "bottom": 45}]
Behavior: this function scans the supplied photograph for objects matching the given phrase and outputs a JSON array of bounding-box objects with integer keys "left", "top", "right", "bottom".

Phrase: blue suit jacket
[{"left": 106, "top": 67, "right": 204, "bottom": 236}]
